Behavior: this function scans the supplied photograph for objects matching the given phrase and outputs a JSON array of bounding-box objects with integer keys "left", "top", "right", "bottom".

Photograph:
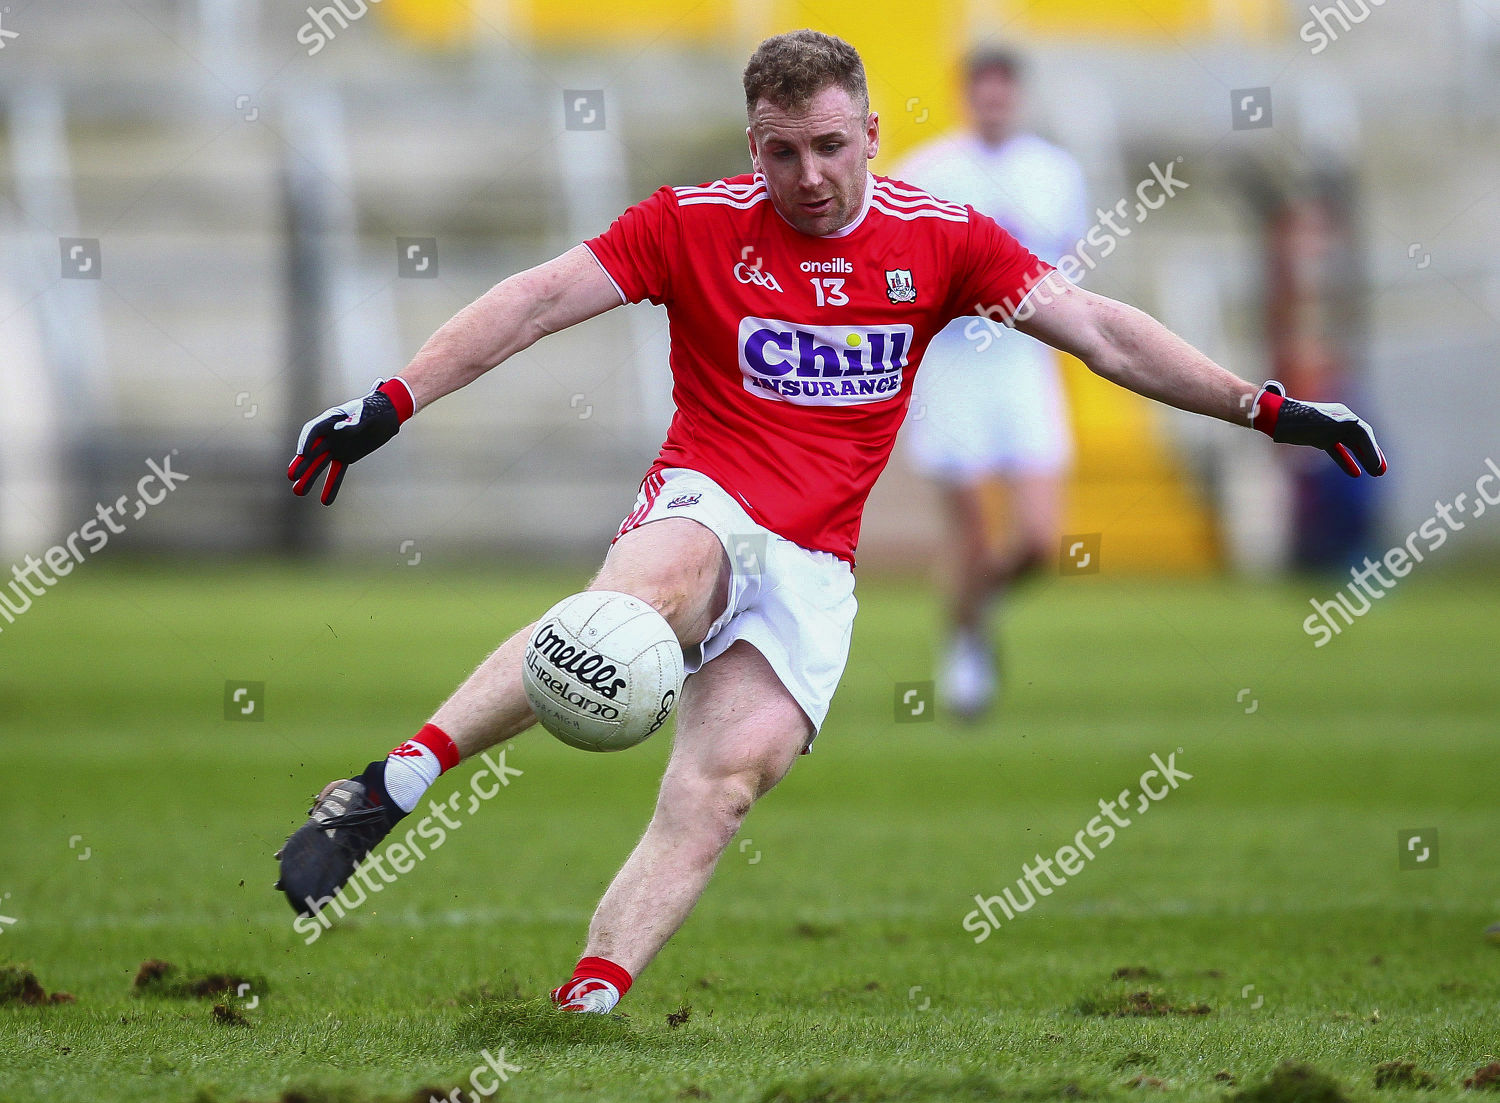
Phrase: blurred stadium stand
[{"left": 1, "top": 0, "right": 1497, "bottom": 570}]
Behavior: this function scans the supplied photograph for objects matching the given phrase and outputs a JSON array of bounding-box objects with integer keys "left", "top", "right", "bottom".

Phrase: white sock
[{"left": 383, "top": 740, "right": 443, "bottom": 813}]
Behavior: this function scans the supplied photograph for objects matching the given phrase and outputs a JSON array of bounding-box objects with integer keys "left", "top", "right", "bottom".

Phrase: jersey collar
[{"left": 763, "top": 171, "right": 874, "bottom": 239}]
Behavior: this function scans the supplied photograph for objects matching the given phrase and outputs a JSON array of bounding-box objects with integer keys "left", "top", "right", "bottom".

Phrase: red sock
[
  {"left": 401, "top": 723, "right": 461, "bottom": 769},
  {"left": 552, "top": 956, "right": 633, "bottom": 1009},
  {"left": 572, "top": 956, "right": 632, "bottom": 996}
]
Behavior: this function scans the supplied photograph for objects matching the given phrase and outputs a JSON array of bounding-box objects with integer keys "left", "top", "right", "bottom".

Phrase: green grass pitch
[{"left": 1, "top": 561, "right": 1496, "bottom": 1102}]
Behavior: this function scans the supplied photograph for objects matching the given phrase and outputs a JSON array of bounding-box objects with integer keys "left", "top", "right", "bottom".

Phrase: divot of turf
[
  {"left": 195, "top": 1086, "right": 460, "bottom": 1103},
  {"left": 1465, "top": 1063, "right": 1500, "bottom": 1091},
  {"left": 0, "top": 964, "right": 73, "bottom": 1005},
  {"left": 408, "top": 1089, "right": 465, "bottom": 1103},
  {"left": 454, "top": 996, "right": 638, "bottom": 1050},
  {"left": 189, "top": 1090, "right": 330, "bottom": 1103},
  {"left": 1231, "top": 1062, "right": 1353, "bottom": 1103},
  {"left": 132, "top": 959, "right": 263, "bottom": 1000},
  {"left": 1374, "top": 1061, "right": 1441, "bottom": 1090},
  {"left": 1112, "top": 966, "right": 1159, "bottom": 980},
  {"left": 1074, "top": 987, "right": 1210, "bottom": 1017},
  {"left": 791, "top": 921, "right": 841, "bottom": 940},
  {"left": 210, "top": 1002, "right": 250, "bottom": 1027},
  {"left": 666, "top": 1004, "right": 692, "bottom": 1028},
  {"left": 755, "top": 1070, "right": 1086, "bottom": 1103}
]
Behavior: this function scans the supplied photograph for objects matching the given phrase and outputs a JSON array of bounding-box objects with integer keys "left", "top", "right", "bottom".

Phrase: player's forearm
[
  {"left": 1081, "top": 296, "right": 1255, "bottom": 425},
  {"left": 397, "top": 273, "right": 551, "bottom": 409}
]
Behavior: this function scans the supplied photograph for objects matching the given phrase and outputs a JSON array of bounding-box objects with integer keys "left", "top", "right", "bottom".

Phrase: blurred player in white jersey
[{"left": 896, "top": 48, "right": 1088, "bottom": 719}]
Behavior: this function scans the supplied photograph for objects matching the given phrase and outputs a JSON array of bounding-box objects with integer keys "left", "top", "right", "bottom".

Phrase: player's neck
[{"left": 766, "top": 171, "right": 874, "bottom": 239}]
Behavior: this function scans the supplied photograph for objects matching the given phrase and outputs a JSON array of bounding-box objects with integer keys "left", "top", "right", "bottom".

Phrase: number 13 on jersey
[{"left": 810, "top": 278, "right": 848, "bottom": 307}]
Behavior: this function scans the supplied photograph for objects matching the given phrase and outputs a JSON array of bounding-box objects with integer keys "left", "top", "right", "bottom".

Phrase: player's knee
[
  {"left": 959, "top": 528, "right": 988, "bottom": 565},
  {"left": 590, "top": 565, "right": 725, "bottom": 645},
  {"left": 581, "top": 574, "right": 687, "bottom": 641},
  {"left": 716, "top": 776, "right": 758, "bottom": 827},
  {"left": 1015, "top": 533, "right": 1055, "bottom": 576},
  {"left": 594, "top": 520, "right": 728, "bottom": 636},
  {"left": 703, "top": 772, "right": 760, "bottom": 825},
  {"left": 657, "top": 769, "right": 760, "bottom": 846},
  {"left": 638, "top": 584, "right": 704, "bottom": 638}
]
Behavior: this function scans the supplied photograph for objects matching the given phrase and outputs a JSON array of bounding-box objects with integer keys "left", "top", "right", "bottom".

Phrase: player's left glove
[
  {"left": 287, "top": 378, "right": 416, "bottom": 505},
  {"left": 1250, "top": 379, "right": 1387, "bottom": 477}
]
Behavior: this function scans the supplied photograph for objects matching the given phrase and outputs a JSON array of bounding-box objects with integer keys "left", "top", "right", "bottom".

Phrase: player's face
[
  {"left": 967, "top": 69, "right": 1021, "bottom": 146},
  {"left": 747, "top": 84, "right": 878, "bottom": 237}
]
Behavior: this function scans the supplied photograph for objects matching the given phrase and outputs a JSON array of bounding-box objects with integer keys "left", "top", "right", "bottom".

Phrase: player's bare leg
[
  {"left": 276, "top": 518, "right": 729, "bottom": 915},
  {"left": 937, "top": 472, "right": 1064, "bottom": 718},
  {"left": 936, "top": 479, "right": 992, "bottom": 635},
  {"left": 551, "top": 641, "right": 811, "bottom": 1011},
  {"left": 985, "top": 470, "right": 1064, "bottom": 596},
  {"left": 935, "top": 478, "right": 998, "bottom": 718}
]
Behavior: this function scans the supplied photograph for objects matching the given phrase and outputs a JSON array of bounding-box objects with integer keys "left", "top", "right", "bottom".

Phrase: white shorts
[
  {"left": 905, "top": 325, "right": 1073, "bottom": 482},
  {"left": 614, "top": 468, "right": 857, "bottom": 739}
]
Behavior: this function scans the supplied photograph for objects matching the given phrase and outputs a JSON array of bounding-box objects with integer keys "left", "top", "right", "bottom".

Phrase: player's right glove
[
  {"left": 288, "top": 378, "right": 416, "bottom": 505},
  {"left": 1250, "top": 379, "right": 1387, "bottom": 477}
]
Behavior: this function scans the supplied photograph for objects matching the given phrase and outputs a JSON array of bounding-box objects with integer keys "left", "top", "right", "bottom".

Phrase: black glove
[
  {"left": 287, "top": 378, "right": 415, "bottom": 505},
  {"left": 1250, "top": 380, "right": 1387, "bottom": 477}
]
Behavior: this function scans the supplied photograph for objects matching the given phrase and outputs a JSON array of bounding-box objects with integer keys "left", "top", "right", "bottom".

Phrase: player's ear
[
  {"left": 746, "top": 126, "right": 761, "bottom": 172},
  {"left": 865, "top": 112, "right": 880, "bottom": 160}
]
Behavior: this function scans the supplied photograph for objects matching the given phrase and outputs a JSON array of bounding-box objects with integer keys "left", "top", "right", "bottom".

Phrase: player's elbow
[
  {"left": 1020, "top": 280, "right": 1116, "bottom": 370},
  {"left": 487, "top": 269, "right": 555, "bottom": 351},
  {"left": 1071, "top": 295, "right": 1143, "bottom": 385},
  {"left": 517, "top": 262, "right": 590, "bottom": 342},
  {"left": 1081, "top": 341, "right": 1134, "bottom": 387}
]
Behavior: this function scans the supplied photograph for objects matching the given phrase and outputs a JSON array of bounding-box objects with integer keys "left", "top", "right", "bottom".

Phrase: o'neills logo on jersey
[
  {"left": 799, "top": 258, "right": 853, "bottom": 274},
  {"left": 738, "top": 317, "right": 913, "bottom": 406},
  {"left": 531, "top": 621, "right": 627, "bottom": 700}
]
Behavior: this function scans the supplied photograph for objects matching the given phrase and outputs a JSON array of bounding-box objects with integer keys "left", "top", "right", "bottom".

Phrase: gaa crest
[{"left": 885, "top": 268, "right": 917, "bottom": 304}]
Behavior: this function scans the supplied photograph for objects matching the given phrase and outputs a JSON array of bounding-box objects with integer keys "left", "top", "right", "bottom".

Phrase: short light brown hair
[
  {"left": 742, "top": 30, "right": 869, "bottom": 117},
  {"left": 964, "top": 45, "right": 1025, "bottom": 86}
]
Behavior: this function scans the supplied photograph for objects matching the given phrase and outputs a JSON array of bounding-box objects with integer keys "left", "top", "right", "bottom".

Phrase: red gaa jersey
[{"left": 584, "top": 171, "right": 1052, "bottom": 564}]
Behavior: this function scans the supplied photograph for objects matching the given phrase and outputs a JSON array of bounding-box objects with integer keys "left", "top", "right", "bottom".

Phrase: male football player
[
  {"left": 279, "top": 29, "right": 1385, "bottom": 1014},
  {"left": 895, "top": 46, "right": 1088, "bottom": 718}
]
